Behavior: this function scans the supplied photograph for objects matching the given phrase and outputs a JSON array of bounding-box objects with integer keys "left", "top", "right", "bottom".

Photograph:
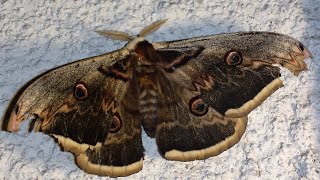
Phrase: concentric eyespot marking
[
  {"left": 109, "top": 114, "right": 122, "bottom": 133},
  {"left": 189, "top": 97, "right": 208, "bottom": 116},
  {"left": 225, "top": 50, "right": 242, "bottom": 66},
  {"left": 74, "top": 82, "right": 89, "bottom": 100}
]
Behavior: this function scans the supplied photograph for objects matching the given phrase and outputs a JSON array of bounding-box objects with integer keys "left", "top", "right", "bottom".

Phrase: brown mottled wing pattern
[
  {"left": 1, "top": 28, "right": 312, "bottom": 177},
  {"left": 153, "top": 32, "right": 312, "bottom": 160},
  {"left": 149, "top": 69, "right": 247, "bottom": 161},
  {"left": 2, "top": 50, "right": 144, "bottom": 177}
]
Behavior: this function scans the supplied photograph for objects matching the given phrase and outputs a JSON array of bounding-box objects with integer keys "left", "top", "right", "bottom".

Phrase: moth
[{"left": 1, "top": 20, "right": 313, "bottom": 177}]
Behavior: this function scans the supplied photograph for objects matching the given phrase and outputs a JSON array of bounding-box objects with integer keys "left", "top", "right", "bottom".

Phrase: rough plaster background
[{"left": 0, "top": 0, "right": 319, "bottom": 179}]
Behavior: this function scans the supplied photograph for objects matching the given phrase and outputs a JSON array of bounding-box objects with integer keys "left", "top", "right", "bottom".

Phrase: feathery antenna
[
  {"left": 138, "top": 19, "right": 168, "bottom": 37},
  {"left": 95, "top": 30, "right": 134, "bottom": 41},
  {"left": 95, "top": 19, "right": 168, "bottom": 41}
]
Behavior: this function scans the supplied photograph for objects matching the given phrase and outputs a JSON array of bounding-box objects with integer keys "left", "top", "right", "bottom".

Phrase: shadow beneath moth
[{"left": 1, "top": 20, "right": 313, "bottom": 177}]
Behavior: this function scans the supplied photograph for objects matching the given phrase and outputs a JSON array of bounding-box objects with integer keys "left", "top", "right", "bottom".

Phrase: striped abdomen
[{"left": 139, "top": 85, "right": 159, "bottom": 137}]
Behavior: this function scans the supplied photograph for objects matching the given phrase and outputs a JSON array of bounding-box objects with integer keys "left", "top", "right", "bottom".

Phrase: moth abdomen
[{"left": 139, "top": 84, "right": 159, "bottom": 138}]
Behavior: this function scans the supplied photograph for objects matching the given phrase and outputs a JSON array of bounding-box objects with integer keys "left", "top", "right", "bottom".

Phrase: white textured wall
[{"left": 0, "top": 0, "right": 319, "bottom": 179}]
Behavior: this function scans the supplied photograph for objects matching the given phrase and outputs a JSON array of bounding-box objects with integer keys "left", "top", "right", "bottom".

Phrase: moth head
[{"left": 134, "top": 40, "right": 159, "bottom": 64}]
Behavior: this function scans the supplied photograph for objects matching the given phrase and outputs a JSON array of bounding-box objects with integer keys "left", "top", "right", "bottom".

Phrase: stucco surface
[{"left": 0, "top": 0, "right": 319, "bottom": 179}]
